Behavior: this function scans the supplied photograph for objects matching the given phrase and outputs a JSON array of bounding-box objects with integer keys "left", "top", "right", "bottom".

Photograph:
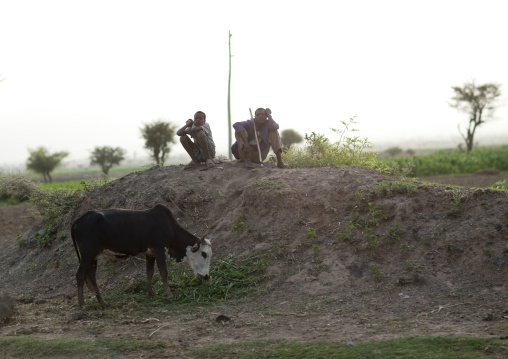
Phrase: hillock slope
[{"left": 1, "top": 162, "right": 508, "bottom": 346}]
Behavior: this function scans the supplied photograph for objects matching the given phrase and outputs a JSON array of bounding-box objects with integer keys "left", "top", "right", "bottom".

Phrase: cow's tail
[{"left": 70, "top": 221, "right": 81, "bottom": 263}]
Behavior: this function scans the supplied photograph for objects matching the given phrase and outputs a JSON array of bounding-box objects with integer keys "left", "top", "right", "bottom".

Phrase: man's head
[
  {"left": 254, "top": 108, "right": 267, "bottom": 127},
  {"left": 194, "top": 111, "right": 206, "bottom": 126}
]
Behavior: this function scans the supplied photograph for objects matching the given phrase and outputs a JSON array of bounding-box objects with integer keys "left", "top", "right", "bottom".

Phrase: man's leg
[
  {"left": 194, "top": 131, "right": 215, "bottom": 168},
  {"left": 234, "top": 130, "right": 254, "bottom": 168},
  {"left": 268, "top": 130, "right": 287, "bottom": 168},
  {"left": 180, "top": 135, "right": 200, "bottom": 169}
]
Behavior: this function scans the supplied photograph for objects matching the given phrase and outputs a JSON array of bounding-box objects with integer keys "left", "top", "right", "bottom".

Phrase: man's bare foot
[
  {"left": 277, "top": 161, "right": 288, "bottom": 169},
  {"left": 206, "top": 159, "right": 216, "bottom": 169},
  {"left": 184, "top": 160, "right": 197, "bottom": 170},
  {"left": 245, "top": 159, "right": 254, "bottom": 169}
]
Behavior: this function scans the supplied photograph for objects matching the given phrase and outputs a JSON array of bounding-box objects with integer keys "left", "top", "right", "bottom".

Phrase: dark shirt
[{"left": 232, "top": 118, "right": 279, "bottom": 152}]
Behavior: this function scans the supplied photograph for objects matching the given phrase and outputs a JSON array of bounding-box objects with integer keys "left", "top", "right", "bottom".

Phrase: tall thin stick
[
  {"left": 227, "top": 31, "right": 232, "bottom": 159},
  {"left": 249, "top": 108, "right": 263, "bottom": 167}
]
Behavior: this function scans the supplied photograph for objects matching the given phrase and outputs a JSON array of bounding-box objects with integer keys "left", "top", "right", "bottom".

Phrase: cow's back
[{"left": 71, "top": 207, "right": 171, "bottom": 256}]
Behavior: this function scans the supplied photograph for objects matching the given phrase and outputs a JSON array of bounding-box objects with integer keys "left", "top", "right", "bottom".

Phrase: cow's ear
[
  {"left": 200, "top": 233, "right": 207, "bottom": 245},
  {"left": 191, "top": 244, "right": 199, "bottom": 253}
]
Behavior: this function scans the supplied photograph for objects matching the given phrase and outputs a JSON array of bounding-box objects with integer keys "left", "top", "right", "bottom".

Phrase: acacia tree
[
  {"left": 281, "top": 129, "right": 303, "bottom": 152},
  {"left": 140, "top": 119, "right": 176, "bottom": 166},
  {"left": 449, "top": 80, "right": 502, "bottom": 151},
  {"left": 26, "top": 147, "right": 69, "bottom": 183},
  {"left": 90, "top": 146, "right": 126, "bottom": 175}
]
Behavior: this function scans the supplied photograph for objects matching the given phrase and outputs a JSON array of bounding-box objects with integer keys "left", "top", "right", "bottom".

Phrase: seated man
[
  {"left": 177, "top": 111, "right": 215, "bottom": 170},
  {"left": 231, "top": 108, "right": 286, "bottom": 169}
]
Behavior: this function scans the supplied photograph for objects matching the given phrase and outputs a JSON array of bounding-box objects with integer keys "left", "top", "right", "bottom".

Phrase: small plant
[
  {"left": 306, "top": 227, "right": 317, "bottom": 241},
  {"left": 336, "top": 228, "right": 352, "bottom": 243},
  {"left": 312, "top": 243, "right": 320, "bottom": 255},
  {"left": 32, "top": 221, "right": 58, "bottom": 248},
  {"left": 399, "top": 243, "right": 411, "bottom": 254},
  {"left": 374, "top": 180, "right": 392, "bottom": 196},
  {"left": 385, "top": 220, "right": 405, "bottom": 245},
  {"left": 392, "top": 181, "right": 418, "bottom": 194},
  {"left": 317, "top": 262, "right": 328, "bottom": 269},
  {"left": 369, "top": 264, "right": 384, "bottom": 282},
  {"left": 446, "top": 191, "right": 464, "bottom": 218},
  {"left": 250, "top": 180, "right": 284, "bottom": 190},
  {"left": 103, "top": 265, "right": 117, "bottom": 273},
  {"left": 232, "top": 218, "right": 247, "bottom": 235},
  {"left": 397, "top": 276, "right": 413, "bottom": 285},
  {"left": 405, "top": 261, "right": 420, "bottom": 272},
  {"left": 24, "top": 263, "right": 37, "bottom": 273},
  {"left": 386, "top": 161, "right": 415, "bottom": 178}
]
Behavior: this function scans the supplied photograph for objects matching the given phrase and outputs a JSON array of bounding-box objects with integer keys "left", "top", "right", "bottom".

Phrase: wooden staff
[{"left": 249, "top": 108, "right": 263, "bottom": 167}]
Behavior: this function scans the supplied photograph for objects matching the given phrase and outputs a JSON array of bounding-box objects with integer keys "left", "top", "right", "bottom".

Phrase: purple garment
[{"left": 231, "top": 118, "right": 279, "bottom": 159}]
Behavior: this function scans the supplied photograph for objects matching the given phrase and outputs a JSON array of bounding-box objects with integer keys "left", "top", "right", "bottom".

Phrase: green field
[{"left": 380, "top": 145, "right": 508, "bottom": 177}]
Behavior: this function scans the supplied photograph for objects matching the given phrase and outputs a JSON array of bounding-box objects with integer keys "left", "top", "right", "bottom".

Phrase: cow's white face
[{"left": 184, "top": 238, "right": 212, "bottom": 279}]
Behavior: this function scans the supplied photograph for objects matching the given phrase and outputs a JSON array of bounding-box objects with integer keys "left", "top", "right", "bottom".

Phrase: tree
[
  {"left": 449, "top": 80, "right": 502, "bottom": 152},
  {"left": 140, "top": 119, "right": 177, "bottom": 166},
  {"left": 281, "top": 129, "right": 303, "bottom": 152},
  {"left": 89, "top": 146, "right": 126, "bottom": 175},
  {"left": 26, "top": 147, "right": 69, "bottom": 183}
]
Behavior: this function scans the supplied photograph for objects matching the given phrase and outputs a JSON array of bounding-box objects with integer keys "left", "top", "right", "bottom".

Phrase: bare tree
[
  {"left": 90, "top": 146, "right": 126, "bottom": 175},
  {"left": 26, "top": 147, "right": 69, "bottom": 183},
  {"left": 140, "top": 119, "right": 177, "bottom": 166},
  {"left": 449, "top": 80, "right": 502, "bottom": 151}
]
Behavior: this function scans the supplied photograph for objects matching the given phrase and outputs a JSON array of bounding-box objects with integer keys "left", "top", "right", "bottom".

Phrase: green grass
[
  {"left": 0, "top": 335, "right": 165, "bottom": 357},
  {"left": 2, "top": 335, "right": 507, "bottom": 358},
  {"left": 87, "top": 253, "right": 269, "bottom": 312},
  {"left": 381, "top": 145, "right": 508, "bottom": 177},
  {"left": 36, "top": 180, "right": 89, "bottom": 190},
  {"left": 186, "top": 337, "right": 508, "bottom": 359}
]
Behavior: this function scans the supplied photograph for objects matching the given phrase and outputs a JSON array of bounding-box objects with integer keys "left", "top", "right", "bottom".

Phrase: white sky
[{"left": 1, "top": 0, "right": 507, "bottom": 169}]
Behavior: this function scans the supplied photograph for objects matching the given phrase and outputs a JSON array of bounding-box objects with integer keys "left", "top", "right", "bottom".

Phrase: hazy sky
[{"left": 1, "top": 0, "right": 507, "bottom": 169}]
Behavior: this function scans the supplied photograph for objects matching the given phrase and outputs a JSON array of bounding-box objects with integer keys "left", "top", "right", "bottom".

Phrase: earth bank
[{"left": 1, "top": 163, "right": 508, "bottom": 358}]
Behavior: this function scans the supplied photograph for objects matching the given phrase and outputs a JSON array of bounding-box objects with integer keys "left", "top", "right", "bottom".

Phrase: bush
[
  {"left": 492, "top": 179, "right": 508, "bottom": 190},
  {"left": 282, "top": 117, "right": 382, "bottom": 170}
]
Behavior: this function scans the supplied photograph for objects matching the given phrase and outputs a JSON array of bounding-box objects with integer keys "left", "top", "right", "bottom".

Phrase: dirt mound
[{"left": 1, "top": 162, "right": 508, "bottom": 351}]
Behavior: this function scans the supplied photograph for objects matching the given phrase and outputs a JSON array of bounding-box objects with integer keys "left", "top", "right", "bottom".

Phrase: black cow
[{"left": 71, "top": 204, "right": 212, "bottom": 308}]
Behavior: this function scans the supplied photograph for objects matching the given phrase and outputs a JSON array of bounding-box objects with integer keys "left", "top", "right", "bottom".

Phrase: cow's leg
[
  {"left": 86, "top": 260, "right": 107, "bottom": 307},
  {"left": 146, "top": 255, "right": 156, "bottom": 297},
  {"left": 155, "top": 252, "right": 173, "bottom": 299},
  {"left": 76, "top": 263, "right": 87, "bottom": 308}
]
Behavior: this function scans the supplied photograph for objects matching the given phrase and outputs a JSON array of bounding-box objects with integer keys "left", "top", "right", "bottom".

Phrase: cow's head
[{"left": 184, "top": 235, "right": 212, "bottom": 279}]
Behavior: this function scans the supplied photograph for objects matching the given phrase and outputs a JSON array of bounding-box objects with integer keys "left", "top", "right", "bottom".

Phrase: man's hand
[
  {"left": 186, "top": 119, "right": 193, "bottom": 127},
  {"left": 266, "top": 108, "right": 272, "bottom": 117}
]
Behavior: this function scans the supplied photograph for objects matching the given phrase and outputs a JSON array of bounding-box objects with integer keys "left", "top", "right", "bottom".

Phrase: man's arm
[
  {"left": 266, "top": 109, "right": 279, "bottom": 131},
  {"left": 176, "top": 119, "right": 193, "bottom": 136},
  {"left": 233, "top": 120, "right": 252, "bottom": 146}
]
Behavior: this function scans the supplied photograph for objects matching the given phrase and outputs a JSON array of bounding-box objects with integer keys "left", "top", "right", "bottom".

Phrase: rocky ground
[{"left": 1, "top": 162, "right": 508, "bottom": 358}]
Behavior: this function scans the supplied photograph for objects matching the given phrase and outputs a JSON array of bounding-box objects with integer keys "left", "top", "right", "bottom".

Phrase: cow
[{"left": 71, "top": 204, "right": 212, "bottom": 308}]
